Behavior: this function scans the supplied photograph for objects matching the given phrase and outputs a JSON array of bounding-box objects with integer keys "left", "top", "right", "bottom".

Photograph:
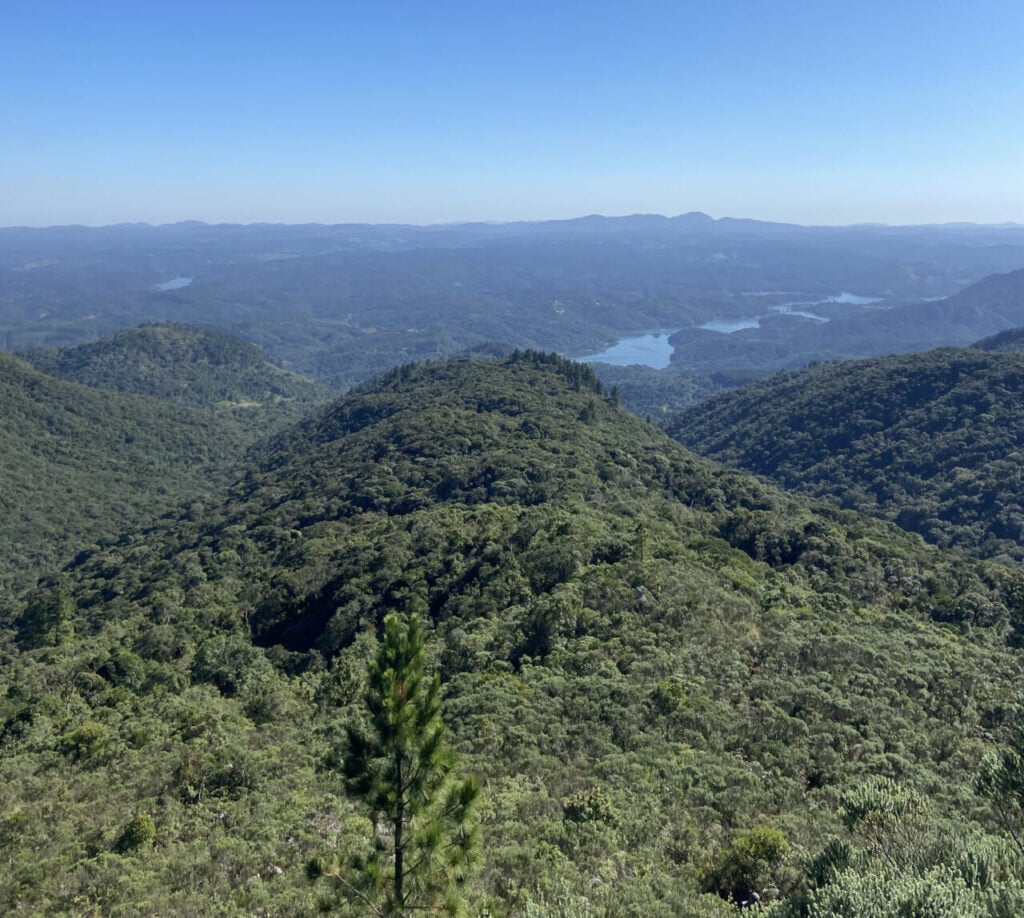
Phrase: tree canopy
[
  {"left": 3, "top": 353, "right": 1024, "bottom": 914},
  {"left": 670, "top": 346, "right": 1024, "bottom": 562}
]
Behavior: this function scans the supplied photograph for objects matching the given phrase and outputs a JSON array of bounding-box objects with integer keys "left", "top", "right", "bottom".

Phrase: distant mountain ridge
[
  {"left": 666, "top": 266, "right": 1024, "bottom": 378},
  {"left": 3, "top": 218, "right": 1022, "bottom": 388},
  {"left": 973, "top": 324, "right": 1024, "bottom": 352},
  {"left": 6, "top": 212, "right": 1021, "bottom": 234},
  {"left": 885, "top": 267, "right": 1024, "bottom": 343}
]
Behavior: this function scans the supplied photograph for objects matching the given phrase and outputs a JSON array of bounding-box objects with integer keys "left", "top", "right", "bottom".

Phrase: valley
[
  {"left": 7, "top": 2, "right": 1023, "bottom": 913},
  {"left": 2, "top": 221, "right": 1024, "bottom": 915},
  {"left": 580, "top": 292, "right": 886, "bottom": 369},
  {"left": 3, "top": 218, "right": 1023, "bottom": 388}
]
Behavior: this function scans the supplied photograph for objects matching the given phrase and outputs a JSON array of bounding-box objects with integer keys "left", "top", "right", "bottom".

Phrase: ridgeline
[{"left": 2, "top": 353, "right": 1024, "bottom": 914}]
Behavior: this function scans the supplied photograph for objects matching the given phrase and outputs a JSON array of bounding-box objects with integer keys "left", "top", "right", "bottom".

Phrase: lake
[
  {"left": 155, "top": 276, "right": 193, "bottom": 291},
  {"left": 579, "top": 292, "right": 883, "bottom": 368},
  {"left": 827, "top": 291, "right": 883, "bottom": 305},
  {"left": 701, "top": 318, "right": 762, "bottom": 333},
  {"left": 579, "top": 332, "right": 678, "bottom": 368}
]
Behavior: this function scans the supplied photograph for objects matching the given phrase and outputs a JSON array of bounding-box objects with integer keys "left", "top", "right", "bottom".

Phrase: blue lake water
[
  {"left": 701, "top": 318, "right": 762, "bottom": 333},
  {"left": 770, "top": 305, "right": 829, "bottom": 321},
  {"left": 579, "top": 292, "right": 884, "bottom": 368},
  {"left": 704, "top": 292, "right": 883, "bottom": 330},
  {"left": 580, "top": 332, "right": 678, "bottom": 369},
  {"left": 827, "top": 291, "right": 883, "bottom": 305},
  {"left": 155, "top": 276, "right": 193, "bottom": 291},
  {"left": 744, "top": 290, "right": 882, "bottom": 306}
]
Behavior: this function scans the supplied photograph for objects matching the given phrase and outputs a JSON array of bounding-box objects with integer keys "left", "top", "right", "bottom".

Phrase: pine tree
[{"left": 313, "top": 613, "right": 480, "bottom": 915}]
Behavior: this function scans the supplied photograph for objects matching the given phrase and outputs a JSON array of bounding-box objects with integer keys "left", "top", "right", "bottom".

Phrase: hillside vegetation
[
  {"left": 669, "top": 346, "right": 1024, "bottom": 561},
  {"left": 0, "top": 351, "right": 270, "bottom": 597},
  {"left": 588, "top": 362, "right": 719, "bottom": 422},
  {"left": 0, "top": 325, "right": 330, "bottom": 596},
  {"left": 4, "top": 354, "right": 1024, "bottom": 914},
  {"left": 973, "top": 324, "right": 1024, "bottom": 353},
  {"left": 21, "top": 322, "right": 331, "bottom": 420}
]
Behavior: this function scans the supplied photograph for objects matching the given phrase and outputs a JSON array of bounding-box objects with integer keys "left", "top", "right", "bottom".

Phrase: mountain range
[
  {"left": 4, "top": 349, "right": 1024, "bottom": 914},
  {"left": 3, "top": 210, "right": 1024, "bottom": 913}
]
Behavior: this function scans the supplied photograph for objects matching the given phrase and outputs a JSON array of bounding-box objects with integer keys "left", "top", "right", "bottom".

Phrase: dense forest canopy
[
  {"left": 4, "top": 353, "right": 1024, "bottom": 914},
  {"left": 0, "top": 351, "right": 250, "bottom": 597},
  {"left": 0, "top": 327, "right": 328, "bottom": 598},
  {"left": 20, "top": 322, "right": 331, "bottom": 412},
  {"left": 669, "top": 345, "right": 1024, "bottom": 562},
  {"left": 973, "top": 323, "right": 1024, "bottom": 353}
]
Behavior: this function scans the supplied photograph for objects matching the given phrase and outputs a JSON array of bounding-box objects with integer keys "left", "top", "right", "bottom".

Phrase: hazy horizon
[
  {"left": 3, "top": 1, "right": 1022, "bottom": 227},
  {"left": 3, "top": 212, "right": 1024, "bottom": 232}
]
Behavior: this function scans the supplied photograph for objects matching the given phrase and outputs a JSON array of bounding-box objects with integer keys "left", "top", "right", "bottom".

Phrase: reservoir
[
  {"left": 578, "top": 292, "right": 883, "bottom": 369},
  {"left": 701, "top": 317, "right": 761, "bottom": 333},
  {"left": 827, "top": 292, "right": 882, "bottom": 305},
  {"left": 155, "top": 276, "right": 193, "bottom": 291},
  {"left": 579, "top": 332, "right": 678, "bottom": 369}
]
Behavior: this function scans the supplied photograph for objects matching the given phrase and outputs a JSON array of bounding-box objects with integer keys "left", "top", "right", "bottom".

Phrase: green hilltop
[
  {"left": 0, "top": 326, "right": 329, "bottom": 598},
  {"left": 973, "top": 324, "right": 1024, "bottom": 353},
  {"left": 0, "top": 351, "right": 253, "bottom": 597},
  {"left": 4, "top": 353, "right": 1024, "bottom": 914},
  {"left": 20, "top": 321, "right": 331, "bottom": 417}
]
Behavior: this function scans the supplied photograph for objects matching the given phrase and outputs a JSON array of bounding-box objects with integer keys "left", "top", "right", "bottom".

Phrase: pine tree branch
[{"left": 322, "top": 866, "right": 385, "bottom": 916}]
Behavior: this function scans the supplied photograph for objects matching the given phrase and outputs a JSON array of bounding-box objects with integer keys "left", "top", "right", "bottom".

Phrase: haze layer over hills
[{"left": 3, "top": 217, "right": 1023, "bottom": 387}]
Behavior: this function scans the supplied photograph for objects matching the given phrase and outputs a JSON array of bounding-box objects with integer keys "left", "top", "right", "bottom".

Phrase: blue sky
[{"left": 2, "top": 0, "right": 1022, "bottom": 226}]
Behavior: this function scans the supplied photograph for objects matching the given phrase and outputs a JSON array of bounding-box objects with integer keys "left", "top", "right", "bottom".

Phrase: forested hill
[
  {"left": 20, "top": 322, "right": 331, "bottom": 418},
  {"left": 586, "top": 362, "right": 719, "bottom": 423},
  {"left": 6, "top": 352, "right": 1024, "bottom": 914},
  {"left": 664, "top": 265, "right": 1024, "bottom": 379},
  {"left": 944, "top": 266, "right": 1024, "bottom": 323},
  {"left": 669, "top": 346, "right": 1024, "bottom": 561},
  {"left": 0, "top": 351, "right": 268, "bottom": 597},
  {"left": 973, "top": 325, "right": 1024, "bottom": 352}
]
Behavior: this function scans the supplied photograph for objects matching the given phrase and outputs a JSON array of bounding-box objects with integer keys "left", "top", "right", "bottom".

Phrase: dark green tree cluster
[
  {"left": 0, "top": 327, "right": 329, "bottom": 600},
  {"left": 0, "top": 351, "right": 256, "bottom": 596},
  {"left": 20, "top": 322, "right": 330, "bottom": 422},
  {"left": 588, "top": 362, "right": 718, "bottom": 424}
]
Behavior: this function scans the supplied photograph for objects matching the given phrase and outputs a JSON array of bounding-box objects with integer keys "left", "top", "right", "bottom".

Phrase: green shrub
[{"left": 115, "top": 813, "right": 156, "bottom": 853}]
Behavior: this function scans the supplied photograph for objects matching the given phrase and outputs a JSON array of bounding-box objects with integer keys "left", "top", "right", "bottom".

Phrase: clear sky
[{"left": 2, "top": 0, "right": 1022, "bottom": 227}]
